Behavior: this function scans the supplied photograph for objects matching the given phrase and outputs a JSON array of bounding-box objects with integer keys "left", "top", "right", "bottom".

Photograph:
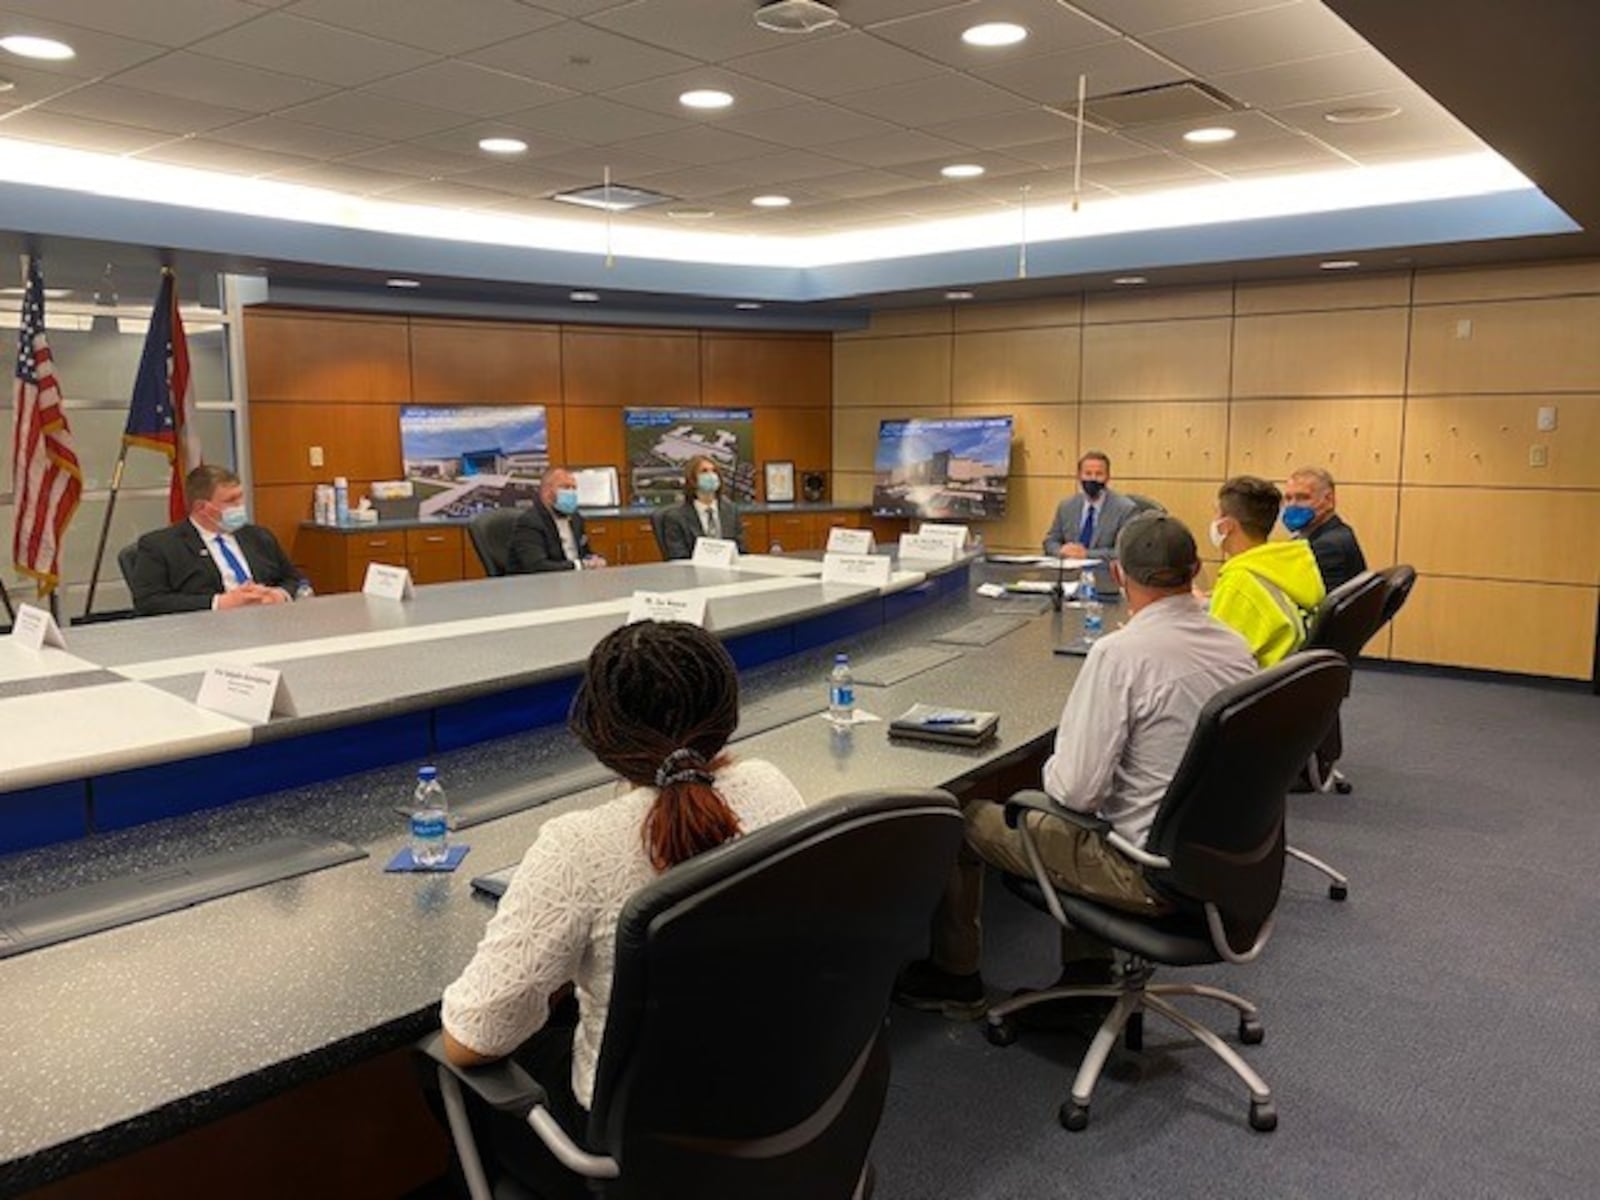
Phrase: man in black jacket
[
  {"left": 506, "top": 467, "right": 606, "bottom": 574},
  {"left": 129, "top": 464, "right": 308, "bottom": 616},
  {"left": 1283, "top": 466, "right": 1367, "bottom": 590}
]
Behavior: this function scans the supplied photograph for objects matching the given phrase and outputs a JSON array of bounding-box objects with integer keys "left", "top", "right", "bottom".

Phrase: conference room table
[{"left": 0, "top": 552, "right": 1101, "bottom": 1193}]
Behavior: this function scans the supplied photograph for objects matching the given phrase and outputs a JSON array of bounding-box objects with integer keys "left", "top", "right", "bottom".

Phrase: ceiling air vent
[
  {"left": 550, "top": 183, "right": 677, "bottom": 213},
  {"left": 1079, "top": 81, "right": 1241, "bottom": 130},
  {"left": 754, "top": 0, "right": 842, "bottom": 35}
]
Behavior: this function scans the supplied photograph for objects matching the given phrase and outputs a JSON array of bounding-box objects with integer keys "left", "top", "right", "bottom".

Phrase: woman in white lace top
[{"left": 440, "top": 620, "right": 804, "bottom": 1189}]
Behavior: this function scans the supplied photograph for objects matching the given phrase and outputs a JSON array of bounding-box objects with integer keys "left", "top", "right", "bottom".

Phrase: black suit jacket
[
  {"left": 506, "top": 501, "right": 592, "bottom": 574},
  {"left": 1303, "top": 513, "right": 1367, "bottom": 591},
  {"left": 659, "top": 499, "right": 748, "bottom": 560},
  {"left": 130, "top": 521, "right": 303, "bottom": 616}
]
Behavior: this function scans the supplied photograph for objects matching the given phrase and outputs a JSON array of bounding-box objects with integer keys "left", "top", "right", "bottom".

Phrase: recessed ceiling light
[
  {"left": 1324, "top": 105, "right": 1402, "bottom": 125},
  {"left": 667, "top": 206, "right": 716, "bottom": 220},
  {"left": 1112, "top": 276, "right": 1148, "bottom": 286},
  {"left": 962, "top": 22, "right": 1028, "bottom": 47},
  {"left": 945, "top": 290, "right": 975, "bottom": 301},
  {"left": 1183, "top": 127, "right": 1237, "bottom": 145},
  {"left": 385, "top": 278, "right": 420, "bottom": 288},
  {"left": 679, "top": 89, "right": 734, "bottom": 110},
  {"left": 0, "top": 34, "right": 75, "bottom": 61},
  {"left": 941, "top": 163, "right": 985, "bottom": 179},
  {"left": 751, "top": 194, "right": 791, "bottom": 208},
  {"left": 1320, "top": 260, "right": 1361, "bottom": 271},
  {"left": 735, "top": 301, "right": 763, "bottom": 310},
  {"left": 478, "top": 136, "right": 527, "bottom": 155},
  {"left": 570, "top": 290, "right": 600, "bottom": 302}
]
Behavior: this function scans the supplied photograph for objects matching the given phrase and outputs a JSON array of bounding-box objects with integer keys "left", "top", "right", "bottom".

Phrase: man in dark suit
[
  {"left": 1043, "top": 450, "right": 1141, "bottom": 560},
  {"left": 1283, "top": 466, "right": 1367, "bottom": 590},
  {"left": 658, "top": 456, "right": 747, "bottom": 560},
  {"left": 506, "top": 467, "right": 606, "bottom": 574},
  {"left": 129, "top": 464, "right": 307, "bottom": 616}
]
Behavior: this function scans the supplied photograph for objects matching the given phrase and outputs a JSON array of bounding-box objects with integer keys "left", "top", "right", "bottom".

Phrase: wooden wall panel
[
  {"left": 1079, "top": 401, "right": 1228, "bottom": 480},
  {"left": 1113, "top": 478, "right": 1223, "bottom": 550},
  {"left": 833, "top": 335, "right": 951, "bottom": 408},
  {"left": 702, "top": 334, "right": 831, "bottom": 409},
  {"left": 837, "top": 307, "right": 952, "bottom": 338},
  {"left": 1413, "top": 258, "right": 1600, "bottom": 305},
  {"left": 951, "top": 327, "right": 1079, "bottom": 406},
  {"left": 245, "top": 312, "right": 409, "bottom": 403},
  {"left": 1227, "top": 397, "right": 1402, "bottom": 484},
  {"left": 1402, "top": 394, "right": 1600, "bottom": 488},
  {"left": 754, "top": 408, "right": 831, "bottom": 496},
  {"left": 1326, "top": 483, "right": 1399, "bottom": 572},
  {"left": 409, "top": 320, "right": 560, "bottom": 404},
  {"left": 1232, "top": 308, "right": 1409, "bottom": 397},
  {"left": 1083, "top": 285, "right": 1231, "bottom": 324},
  {"left": 952, "top": 402, "right": 1075, "bottom": 480},
  {"left": 1408, "top": 297, "right": 1600, "bottom": 394},
  {"left": 954, "top": 295, "right": 1081, "bottom": 332},
  {"left": 1390, "top": 578, "right": 1597, "bottom": 679},
  {"left": 1081, "top": 318, "right": 1232, "bottom": 401},
  {"left": 254, "top": 484, "right": 315, "bottom": 566},
  {"left": 832, "top": 470, "right": 874, "bottom": 506},
  {"left": 562, "top": 405, "right": 624, "bottom": 471},
  {"left": 1396, "top": 488, "right": 1600, "bottom": 585},
  {"left": 249, "top": 401, "right": 402, "bottom": 485},
  {"left": 979, "top": 475, "right": 1077, "bottom": 553},
  {"left": 560, "top": 328, "right": 699, "bottom": 409},
  {"left": 1234, "top": 273, "right": 1410, "bottom": 315},
  {"left": 832, "top": 405, "right": 941, "bottom": 474}
]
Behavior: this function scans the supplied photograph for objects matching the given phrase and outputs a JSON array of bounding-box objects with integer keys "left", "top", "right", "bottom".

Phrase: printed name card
[
  {"left": 362, "top": 562, "right": 414, "bottom": 601},
  {"left": 10, "top": 603, "right": 67, "bottom": 652},
  {"left": 898, "top": 533, "right": 958, "bottom": 564},
  {"left": 691, "top": 537, "right": 739, "bottom": 569},
  {"left": 825, "top": 527, "right": 875, "bottom": 554},
  {"left": 917, "top": 523, "right": 970, "bottom": 551},
  {"left": 196, "top": 663, "right": 297, "bottom": 725},
  {"left": 627, "top": 590, "right": 709, "bottom": 627},
  {"left": 822, "top": 553, "right": 893, "bottom": 588}
]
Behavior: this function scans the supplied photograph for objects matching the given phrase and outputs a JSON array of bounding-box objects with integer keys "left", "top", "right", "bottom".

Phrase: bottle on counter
[
  {"left": 828, "top": 653, "right": 855, "bottom": 725},
  {"left": 1080, "top": 574, "right": 1103, "bottom": 643},
  {"left": 314, "top": 484, "right": 335, "bottom": 526},
  {"left": 410, "top": 766, "right": 449, "bottom": 866},
  {"left": 333, "top": 476, "right": 350, "bottom": 527}
]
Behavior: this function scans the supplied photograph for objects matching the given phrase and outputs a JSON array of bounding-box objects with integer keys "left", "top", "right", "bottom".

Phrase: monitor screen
[
  {"left": 400, "top": 405, "right": 549, "bottom": 518},
  {"left": 872, "top": 415, "right": 1014, "bottom": 520}
]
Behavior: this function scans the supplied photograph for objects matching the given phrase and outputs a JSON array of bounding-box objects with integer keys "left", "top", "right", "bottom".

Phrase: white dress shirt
[
  {"left": 553, "top": 515, "right": 582, "bottom": 568},
  {"left": 695, "top": 498, "right": 721, "bottom": 538},
  {"left": 192, "top": 518, "right": 251, "bottom": 595},
  {"left": 1043, "top": 594, "right": 1257, "bottom": 846}
]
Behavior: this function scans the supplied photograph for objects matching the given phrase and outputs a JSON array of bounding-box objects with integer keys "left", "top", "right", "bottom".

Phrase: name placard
[
  {"left": 691, "top": 537, "right": 739, "bottom": 569},
  {"left": 362, "top": 562, "right": 414, "bottom": 601},
  {"left": 196, "top": 663, "right": 298, "bottom": 725},
  {"left": 917, "top": 523, "right": 970, "bottom": 551},
  {"left": 627, "top": 590, "right": 709, "bottom": 627},
  {"left": 822, "top": 553, "right": 892, "bottom": 588},
  {"left": 898, "top": 533, "right": 958, "bottom": 564},
  {"left": 10, "top": 603, "right": 67, "bottom": 652},
  {"left": 825, "top": 527, "right": 875, "bottom": 554}
]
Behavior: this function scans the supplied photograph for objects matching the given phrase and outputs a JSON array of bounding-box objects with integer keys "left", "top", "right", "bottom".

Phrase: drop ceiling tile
[
  {"left": 995, "top": 126, "right": 1151, "bottom": 168},
  {"left": 114, "top": 51, "right": 336, "bottom": 112},
  {"left": 1174, "top": 131, "right": 1345, "bottom": 173},
  {"left": 971, "top": 37, "right": 1183, "bottom": 104},
  {"left": 869, "top": 0, "right": 1115, "bottom": 68},
  {"left": 508, "top": 95, "right": 686, "bottom": 144},
  {"left": 188, "top": 12, "right": 434, "bottom": 87},
  {"left": 339, "top": 142, "right": 485, "bottom": 177},
  {"left": 926, "top": 107, "right": 1085, "bottom": 150},
  {"left": 711, "top": 148, "right": 855, "bottom": 185},
  {"left": 283, "top": 0, "right": 562, "bottom": 55},
  {"left": 716, "top": 102, "right": 898, "bottom": 149},
  {"left": 725, "top": 31, "right": 944, "bottom": 98},
  {"left": 527, "top": 143, "right": 683, "bottom": 181},
  {"left": 1083, "top": 153, "right": 1216, "bottom": 189},
  {"left": 448, "top": 162, "right": 592, "bottom": 193},
  {"left": 404, "top": 122, "right": 582, "bottom": 160},
  {"left": 888, "top": 151, "right": 1040, "bottom": 185},
  {"left": 284, "top": 91, "right": 469, "bottom": 140},
  {"left": 1144, "top": 3, "right": 1368, "bottom": 78},
  {"left": 587, "top": 0, "right": 802, "bottom": 61},
  {"left": 0, "top": 110, "right": 169, "bottom": 154},
  {"left": 266, "top": 160, "right": 417, "bottom": 193},
  {"left": 466, "top": 22, "right": 698, "bottom": 94},
  {"left": 606, "top": 68, "right": 806, "bottom": 120},
  {"left": 1211, "top": 48, "right": 1410, "bottom": 110},
  {"left": 612, "top": 163, "right": 758, "bottom": 200},
  {"left": 0, "top": 61, "right": 76, "bottom": 108},
  {"left": 0, "top": 0, "right": 263, "bottom": 44},
  {"left": 837, "top": 73, "right": 1030, "bottom": 126},
  {"left": 40, "top": 84, "right": 254, "bottom": 137},
  {"left": 135, "top": 138, "right": 320, "bottom": 175},
  {"left": 1273, "top": 89, "right": 1481, "bottom": 159},
  {"left": 604, "top": 124, "right": 780, "bottom": 168},
  {"left": 210, "top": 114, "right": 383, "bottom": 157},
  {"left": 376, "top": 178, "right": 522, "bottom": 208},
  {"left": 801, "top": 168, "right": 923, "bottom": 200},
  {"left": 1072, "top": 0, "right": 1297, "bottom": 36},
  {"left": 0, "top": 16, "right": 165, "bottom": 79},
  {"left": 825, "top": 128, "right": 972, "bottom": 167},
  {"left": 361, "top": 61, "right": 573, "bottom": 118},
  {"left": 519, "top": 0, "right": 629, "bottom": 16},
  {"left": 1122, "top": 108, "right": 1288, "bottom": 153}
]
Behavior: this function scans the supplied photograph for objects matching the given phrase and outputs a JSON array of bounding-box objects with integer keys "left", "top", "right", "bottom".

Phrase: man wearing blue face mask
[
  {"left": 1043, "top": 451, "right": 1140, "bottom": 560},
  {"left": 658, "top": 455, "right": 747, "bottom": 560},
  {"left": 507, "top": 467, "right": 606, "bottom": 574},
  {"left": 129, "top": 464, "right": 308, "bottom": 615},
  {"left": 1284, "top": 466, "right": 1366, "bottom": 590}
]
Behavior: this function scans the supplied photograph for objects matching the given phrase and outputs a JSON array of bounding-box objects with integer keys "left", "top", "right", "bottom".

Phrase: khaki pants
[{"left": 931, "top": 797, "right": 1171, "bottom": 976}]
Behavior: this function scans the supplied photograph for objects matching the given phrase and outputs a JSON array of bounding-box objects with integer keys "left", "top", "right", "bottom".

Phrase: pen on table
[{"left": 922, "top": 713, "right": 975, "bottom": 725}]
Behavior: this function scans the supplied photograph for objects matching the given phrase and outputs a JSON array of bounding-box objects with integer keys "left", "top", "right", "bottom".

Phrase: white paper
[
  {"left": 691, "top": 537, "right": 739, "bottom": 569},
  {"left": 627, "top": 590, "right": 709, "bottom": 627},
  {"left": 10, "top": 603, "right": 67, "bottom": 652},
  {"left": 196, "top": 663, "right": 297, "bottom": 725},
  {"left": 826, "top": 527, "right": 875, "bottom": 554},
  {"left": 573, "top": 466, "right": 618, "bottom": 508},
  {"left": 822, "top": 552, "right": 893, "bottom": 588},
  {"left": 898, "top": 533, "right": 958, "bottom": 564},
  {"left": 821, "top": 708, "right": 883, "bottom": 726},
  {"left": 975, "top": 583, "right": 1006, "bottom": 598},
  {"left": 917, "top": 523, "right": 969, "bottom": 550},
  {"left": 1061, "top": 557, "right": 1103, "bottom": 570},
  {"left": 362, "top": 562, "right": 414, "bottom": 601}
]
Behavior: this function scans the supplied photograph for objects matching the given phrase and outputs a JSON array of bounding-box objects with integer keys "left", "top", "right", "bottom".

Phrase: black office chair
[
  {"left": 468, "top": 508, "right": 522, "bottom": 577},
  {"left": 1125, "top": 493, "right": 1165, "bottom": 514},
  {"left": 1378, "top": 563, "right": 1417, "bottom": 626},
  {"left": 116, "top": 543, "right": 140, "bottom": 591},
  {"left": 648, "top": 507, "right": 671, "bottom": 559},
  {"left": 422, "top": 789, "right": 964, "bottom": 1200},
  {"left": 983, "top": 652, "right": 1350, "bottom": 1134}
]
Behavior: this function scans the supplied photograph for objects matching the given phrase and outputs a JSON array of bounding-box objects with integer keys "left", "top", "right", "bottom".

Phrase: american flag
[
  {"left": 12, "top": 259, "right": 83, "bottom": 598},
  {"left": 125, "top": 269, "right": 201, "bottom": 522}
]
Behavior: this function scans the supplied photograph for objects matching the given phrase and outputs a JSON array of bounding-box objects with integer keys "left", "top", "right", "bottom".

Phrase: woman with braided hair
[{"left": 441, "top": 620, "right": 804, "bottom": 1194}]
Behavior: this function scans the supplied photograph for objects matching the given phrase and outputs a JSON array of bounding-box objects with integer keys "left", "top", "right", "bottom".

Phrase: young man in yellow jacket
[{"left": 1207, "top": 476, "right": 1326, "bottom": 666}]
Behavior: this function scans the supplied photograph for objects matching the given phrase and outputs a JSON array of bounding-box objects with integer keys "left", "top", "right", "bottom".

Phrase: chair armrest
[
  {"left": 418, "top": 1030, "right": 548, "bottom": 1114},
  {"left": 1003, "top": 790, "right": 1112, "bottom": 836}
]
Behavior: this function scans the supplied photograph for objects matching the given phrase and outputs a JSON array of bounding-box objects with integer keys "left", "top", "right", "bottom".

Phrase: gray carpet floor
[{"left": 871, "top": 667, "right": 1600, "bottom": 1199}]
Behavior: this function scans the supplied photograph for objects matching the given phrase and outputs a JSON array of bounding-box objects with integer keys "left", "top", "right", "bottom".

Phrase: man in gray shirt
[{"left": 897, "top": 514, "right": 1257, "bottom": 1018}]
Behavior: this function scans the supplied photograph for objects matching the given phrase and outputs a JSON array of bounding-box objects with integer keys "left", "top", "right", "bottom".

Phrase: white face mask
[{"left": 1207, "top": 517, "right": 1228, "bottom": 549}]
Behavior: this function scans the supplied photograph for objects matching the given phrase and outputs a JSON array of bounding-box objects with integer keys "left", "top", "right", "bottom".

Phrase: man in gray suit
[
  {"left": 1043, "top": 450, "right": 1140, "bottom": 560},
  {"left": 658, "top": 455, "right": 748, "bottom": 560}
]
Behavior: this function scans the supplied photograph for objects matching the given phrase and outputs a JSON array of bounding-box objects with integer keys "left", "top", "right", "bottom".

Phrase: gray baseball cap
[{"left": 1115, "top": 513, "right": 1200, "bottom": 588}]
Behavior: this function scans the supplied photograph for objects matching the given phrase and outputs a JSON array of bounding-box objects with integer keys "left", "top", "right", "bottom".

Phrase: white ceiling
[{"left": 0, "top": 0, "right": 1485, "bottom": 237}]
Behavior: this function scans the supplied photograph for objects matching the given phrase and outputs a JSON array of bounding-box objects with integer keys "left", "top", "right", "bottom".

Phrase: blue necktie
[
  {"left": 1079, "top": 504, "right": 1096, "bottom": 548},
  {"left": 214, "top": 536, "right": 251, "bottom": 586}
]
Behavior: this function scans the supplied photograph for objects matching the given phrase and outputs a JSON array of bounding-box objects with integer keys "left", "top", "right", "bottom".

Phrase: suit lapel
[{"left": 182, "top": 522, "right": 225, "bottom": 589}]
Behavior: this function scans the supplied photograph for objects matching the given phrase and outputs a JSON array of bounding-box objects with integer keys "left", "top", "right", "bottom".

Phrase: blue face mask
[
  {"left": 697, "top": 472, "right": 720, "bottom": 495},
  {"left": 553, "top": 488, "right": 579, "bottom": 516},
  {"left": 219, "top": 505, "right": 249, "bottom": 532},
  {"left": 1281, "top": 505, "right": 1316, "bottom": 533}
]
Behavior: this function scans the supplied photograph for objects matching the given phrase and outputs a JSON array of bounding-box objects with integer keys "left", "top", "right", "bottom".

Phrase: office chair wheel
[
  {"left": 1334, "top": 779, "right": 1353, "bottom": 795},
  {"left": 1249, "top": 1100, "right": 1278, "bottom": 1132},
  {"left": 1238, "top": 1016, "right": 1265, "bottom": 1045},
  {"left": 984, "top": 1018, "right": 1018, "bottom": 1047},
  {"left": 1059, "top": 1101, "right": 1090, "bottom": 1132},
  {"left": 1329, "top": 882, "right": 1349, "bottom": 901}
]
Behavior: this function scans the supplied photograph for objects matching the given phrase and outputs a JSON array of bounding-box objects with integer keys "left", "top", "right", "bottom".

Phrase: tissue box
[{"left": 371, "top": 496, "right": 420, "bottom": 521}]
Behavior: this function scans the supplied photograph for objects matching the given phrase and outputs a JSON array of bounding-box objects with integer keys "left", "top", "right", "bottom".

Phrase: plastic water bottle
[
  {"left": 410, "top": 766, "right": 449, "bottom": 866},
  {"left": 1081, "top": 574, "right": 1104, "bottom": 642},
  {"left": 828, "top": 654, "right": 855, "bottom": 725},
  {"left": 333, "top": 476, "right": 351, "bottom": 527}
]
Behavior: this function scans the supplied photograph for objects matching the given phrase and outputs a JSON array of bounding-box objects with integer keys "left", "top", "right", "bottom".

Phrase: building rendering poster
[
  {"left": 623, "top": 407, "right": 756, "bottom": 505},
  {"left": 399, "top": 404, "right": 549, "bottom": 517},
  {"left": 872, "top": 415, "right": 1014, "bottom": 520}
]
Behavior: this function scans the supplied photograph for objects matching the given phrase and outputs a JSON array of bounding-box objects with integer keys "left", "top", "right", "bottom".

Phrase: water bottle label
[
  {"left": 830, "top": 685, "right": 854, "bottom": 708},
  {"left": 411, "top": 814, "right": 447, "bottom": 840}
]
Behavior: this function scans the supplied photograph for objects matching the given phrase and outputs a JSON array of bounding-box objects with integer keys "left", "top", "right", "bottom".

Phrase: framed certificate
[{"left": 764, "top": 460, "right": 796, "bottom": 503}]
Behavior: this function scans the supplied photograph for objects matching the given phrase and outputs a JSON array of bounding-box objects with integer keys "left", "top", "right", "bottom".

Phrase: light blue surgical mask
[
  {"left": 219, "top": 505, "right": 249, "bottom": 532},
  {"left": 696, "top": 472, "right": 720, "bottom": 495},
  {"left": 553, "top": 487, "right": 579, "bottom": 516},
  {"left": 1281, "top": 505, "right": 1316, "bottom": 533}
]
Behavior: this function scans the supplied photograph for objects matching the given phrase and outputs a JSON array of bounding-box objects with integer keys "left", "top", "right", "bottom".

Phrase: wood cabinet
[{"left": 405, "top": 526, "right": 464, "bottom": 585}]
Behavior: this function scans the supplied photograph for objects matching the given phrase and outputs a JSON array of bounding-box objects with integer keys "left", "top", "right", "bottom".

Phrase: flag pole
[
  {"left": 0, "top": 574, "right": 15, "bottom": 624},
  {"left": 80, "top": 445, "right": 129, "bottom": 620}
]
